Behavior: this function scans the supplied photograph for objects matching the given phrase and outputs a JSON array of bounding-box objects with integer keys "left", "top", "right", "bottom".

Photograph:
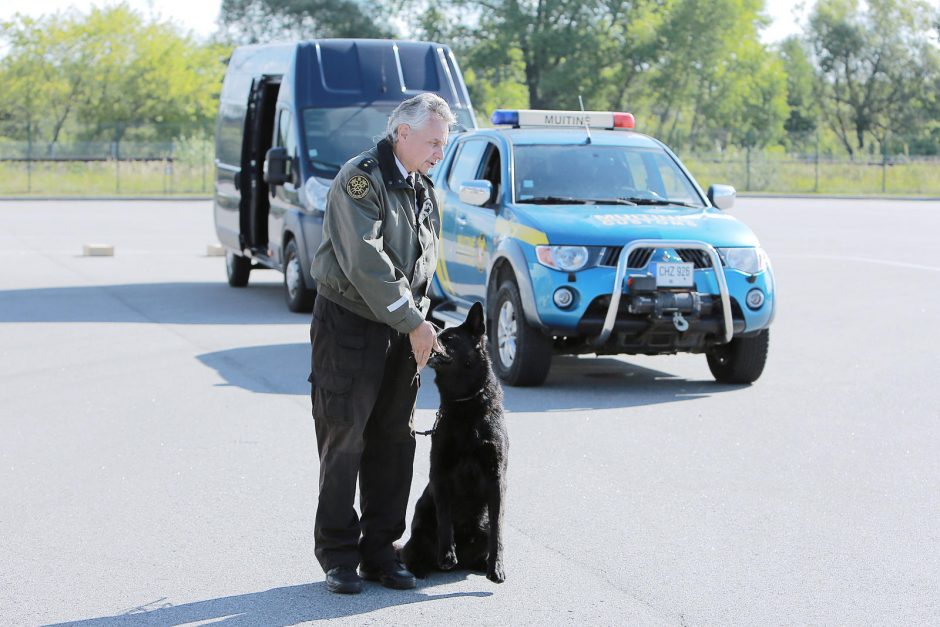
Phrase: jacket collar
[
  {"left": 377, "top": 138, "right": 436, "bottom": 191},
  {"left": 377, "top": 138, "right": 410, "bottom": 190}
]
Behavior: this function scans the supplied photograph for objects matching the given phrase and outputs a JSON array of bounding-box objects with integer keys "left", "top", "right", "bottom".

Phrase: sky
[{"left": 0, "top": 0, "right": 813, "bottom": 44}]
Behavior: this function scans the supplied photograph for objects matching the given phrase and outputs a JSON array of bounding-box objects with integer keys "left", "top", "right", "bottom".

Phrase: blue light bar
[{"left": 491, "top": 110, "right": 519, "bottom": 126}]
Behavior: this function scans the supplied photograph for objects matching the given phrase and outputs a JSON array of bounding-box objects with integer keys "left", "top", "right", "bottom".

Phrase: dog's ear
[{"left": 465, "top": 301, "right": 486, "bottom": 338}]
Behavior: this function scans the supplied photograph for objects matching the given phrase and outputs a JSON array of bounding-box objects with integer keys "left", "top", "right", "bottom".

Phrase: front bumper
[
  {"left": 527, "top": 240, "right": 775, "bottom": 351},
  {"left": 592, "top": 240, "right": 732, "bottom": 346}
]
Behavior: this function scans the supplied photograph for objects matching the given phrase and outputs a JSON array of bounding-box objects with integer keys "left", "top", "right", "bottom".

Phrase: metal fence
[
  {"left": 0, "top": 138, "right": 213, "bottom": 195},
  {"left": 1, "top": 139, "right": 939, "bottom": 196},
  {"left": 681, "top": 150, "right": 940, "bottom": 196}
]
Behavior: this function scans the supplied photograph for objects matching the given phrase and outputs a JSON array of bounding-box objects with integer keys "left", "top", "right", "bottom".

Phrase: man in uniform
[{"left": 309, "top": 93, "right": 455, "bottom": 594}]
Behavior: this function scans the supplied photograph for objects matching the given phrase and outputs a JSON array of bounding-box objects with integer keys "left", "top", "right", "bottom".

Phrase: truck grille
[
  {"left": 676, "top": 249, "right": 714, "bottom": 268},
  {"left": 600, "top": 247, "right": 654, "bottom": 268},
  {"left": 600, "top": 247, "right": 722, "bottom": 269}
]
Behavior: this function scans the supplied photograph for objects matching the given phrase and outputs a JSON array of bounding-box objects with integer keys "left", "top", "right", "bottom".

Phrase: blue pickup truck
[{"left": 428, "top": 109, "right": 776, "bottom": 387}]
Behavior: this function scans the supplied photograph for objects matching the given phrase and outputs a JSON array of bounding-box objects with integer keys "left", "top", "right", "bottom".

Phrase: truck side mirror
[
  {"left": 707, "top": 184, "right": 736, "bottom": 210},
  {"left": 458, "top": 180, "right": 493, "bottom": 207},
  {"left": 264, "top": 146, "right": 290, "bottom": 186}
]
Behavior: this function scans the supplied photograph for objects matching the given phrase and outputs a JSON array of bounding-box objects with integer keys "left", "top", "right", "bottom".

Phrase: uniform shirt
[{"left": 394, "top": 154, "right": 419, "bottom": 215}]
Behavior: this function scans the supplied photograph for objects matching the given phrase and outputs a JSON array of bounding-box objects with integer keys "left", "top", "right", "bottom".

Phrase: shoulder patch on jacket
[
  {"left": 356, "top": 157, "right": 377, "bottom": 173},
  {"left": 346, "top": 175, "right": 370, "bottom": 199}
]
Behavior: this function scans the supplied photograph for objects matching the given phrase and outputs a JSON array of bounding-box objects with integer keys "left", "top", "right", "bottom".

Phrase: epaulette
[{"left": 356, "top": 157, "right": 378, "bottom": 173}]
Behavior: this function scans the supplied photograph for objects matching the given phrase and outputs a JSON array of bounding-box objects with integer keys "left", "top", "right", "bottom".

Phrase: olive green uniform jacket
[{"left": 311, "top": 138, "right": 440, "bottom": 334}]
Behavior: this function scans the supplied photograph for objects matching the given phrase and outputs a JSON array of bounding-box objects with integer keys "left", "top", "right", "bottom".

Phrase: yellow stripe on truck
[{"left": 495, "top": 218, "right": 549, "bottom": 246}]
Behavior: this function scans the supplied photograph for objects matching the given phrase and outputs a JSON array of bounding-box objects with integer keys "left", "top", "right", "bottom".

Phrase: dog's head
[{"left": 427, "top": 302, "right": 488, "bottom": 377}]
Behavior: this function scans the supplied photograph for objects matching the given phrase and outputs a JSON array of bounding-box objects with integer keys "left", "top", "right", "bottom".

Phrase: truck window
[
  {"left": 479, "top": 143, "right": 501, "bottom": 205},
  {"left": 447, "top": 140, "right": 487, "bottom": 190}
]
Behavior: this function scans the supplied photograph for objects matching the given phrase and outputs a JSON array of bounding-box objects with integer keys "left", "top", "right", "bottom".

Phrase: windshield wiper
[
  {"left": 619, "top": 197, "right": 699, "bottom": 208},
  {"left": 517, "top": 196, "right": 640, "bottom": 205},
  {"left": 517, "top": 196, "right": 591, "bottom": 204},
  {"left": 584, "top": 198, "right": 637, "bottom": 206}
]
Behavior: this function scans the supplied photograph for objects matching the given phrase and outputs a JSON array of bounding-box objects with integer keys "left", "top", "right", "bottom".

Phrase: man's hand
[{"left": 409, "top": 320, "right": 442, "bottom": 369}]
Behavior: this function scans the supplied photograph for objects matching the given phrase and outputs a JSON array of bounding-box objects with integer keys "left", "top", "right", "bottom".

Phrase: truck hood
[{"left": 507, "top": 204, "right": 760, "bottom": 248}]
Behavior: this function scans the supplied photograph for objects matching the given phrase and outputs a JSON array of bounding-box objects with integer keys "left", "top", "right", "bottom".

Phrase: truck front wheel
[
  {"left": 489, "top": 280, "right": 552, "bottom": 387},
  {"left": 706, "top": 328, "right": 769, "bottom": 384}
]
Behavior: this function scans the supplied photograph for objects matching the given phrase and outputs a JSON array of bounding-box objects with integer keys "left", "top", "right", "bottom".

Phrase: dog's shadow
[{"left": 46, "top": 572, "right": 491, "bottom": 627}]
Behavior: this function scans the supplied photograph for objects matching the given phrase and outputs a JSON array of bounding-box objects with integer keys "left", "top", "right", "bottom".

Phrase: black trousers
[{"left": 309, "top": 295, "right": 418, "bottom": 572}]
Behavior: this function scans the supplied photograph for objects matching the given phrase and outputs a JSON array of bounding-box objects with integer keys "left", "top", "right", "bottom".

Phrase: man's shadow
[
  {"left": 196, "top": 343, "right": 743, "bottom": 411},
  {"left": 47, "top": 574, "right": 492, "bottom": 626}
]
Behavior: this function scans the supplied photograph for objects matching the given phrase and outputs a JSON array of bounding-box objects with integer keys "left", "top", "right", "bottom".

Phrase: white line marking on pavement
[{"left": 778, "top": 254, "right": 940, "bottom": 273}]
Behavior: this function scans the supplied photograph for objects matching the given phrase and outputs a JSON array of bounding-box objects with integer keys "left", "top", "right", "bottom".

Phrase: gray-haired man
[{"left": 309, "top": 93, "right": 455, "bottom": 594}]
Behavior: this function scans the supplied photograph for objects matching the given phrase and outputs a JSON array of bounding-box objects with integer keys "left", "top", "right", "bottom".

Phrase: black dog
[{"left": 401, "top": 302, "right": 508, "bottom": 583}]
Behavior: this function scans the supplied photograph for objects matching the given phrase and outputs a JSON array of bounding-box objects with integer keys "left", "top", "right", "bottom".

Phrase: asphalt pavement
[{"left": 1, "top": 198, "right": 938, "bottom": 625}]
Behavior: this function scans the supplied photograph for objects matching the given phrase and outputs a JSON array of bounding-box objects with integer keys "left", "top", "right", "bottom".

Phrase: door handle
[{"left": 456, "top": 213, "right": 468, "bottom": 225}]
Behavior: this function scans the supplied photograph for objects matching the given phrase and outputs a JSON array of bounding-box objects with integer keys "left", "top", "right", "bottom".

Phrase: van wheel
[
  {"left": 489, "top": 280, "right": 552, "bottom": 387},
  {"left": 284, "top": 239, "right": 315, "bottom": 313},
  {"left": 706, "top": 328, "right": 769, "bottom": 384},
  {"left": 226, "top": 250, "right": 251, "bottom": 287}
]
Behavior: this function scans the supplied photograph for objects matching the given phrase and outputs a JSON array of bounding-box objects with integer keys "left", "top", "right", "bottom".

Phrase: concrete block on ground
[{"left": 82, "top": 244, "right": 114, "bottom": 257}]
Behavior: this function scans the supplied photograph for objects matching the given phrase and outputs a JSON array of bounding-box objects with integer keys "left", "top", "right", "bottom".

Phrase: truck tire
[
  {"left": 284, "top": 239, "right": 316, "bottom": 313},
  {"left": 706, "top": 328, "right": 769, "bottom": 384},
  {"left": 226, "top": 250, "right": 251, "bottom": 287},
  {"left": 489, "top": 280, "right": 552, "bottom": 387}
]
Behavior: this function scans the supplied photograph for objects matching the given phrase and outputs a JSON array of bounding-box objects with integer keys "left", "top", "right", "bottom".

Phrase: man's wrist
[{"left": 395, "top": 308, "right": 426, "bottom": 335}]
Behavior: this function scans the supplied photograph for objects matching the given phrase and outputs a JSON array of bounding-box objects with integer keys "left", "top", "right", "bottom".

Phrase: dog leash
[
  {"left": 414, "top": 389, "right": 487, "bottom": 437},
  {"left": 415, "top": 409, "right": 442, "bottom": 437}
]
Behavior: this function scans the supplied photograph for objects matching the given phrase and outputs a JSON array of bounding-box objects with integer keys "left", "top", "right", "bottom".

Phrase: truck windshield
[
  {"left": 302, "top": 105, "right": 396, "bottom": 177},
  {"left": 513, "top": 144, "right": 705, "bottom": 207}
]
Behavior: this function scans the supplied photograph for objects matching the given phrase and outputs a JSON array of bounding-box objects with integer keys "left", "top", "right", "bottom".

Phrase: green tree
[
  {"left": 779, "top": 36, "right": 819, "bottom": 150},
  {"left": 218, "top": 0, "right": 394, "bottom": 43},
  {"left": 807, "top": 0, "right": 940, "bottom": 156},
  {"left": 636, "top": 0, "right": 785, "bottom": 150},
  {"left": 0, "top": 4, "right": 228, "bottom": 152},
  {"left": 73, "top": 5, "right": 227, "bottom": 145},
  {"left": 0, "top": 14, "right": 90, "bottom": 154}
]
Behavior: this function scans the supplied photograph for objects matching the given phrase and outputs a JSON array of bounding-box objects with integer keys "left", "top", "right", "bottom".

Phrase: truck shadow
[
  {"left": 44, "top": 577, "right": 491, "bottom": 626},
  {"left": 0, "top": 282, "right": 303, "bottom": 325},
  {"left": 196, "top": 344, "right": 744, "bottom": 411}
]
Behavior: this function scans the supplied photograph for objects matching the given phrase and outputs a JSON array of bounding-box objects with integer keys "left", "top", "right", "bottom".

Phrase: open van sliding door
[{"left": 241, "top": 75, "right": 281, "bottom": 255}]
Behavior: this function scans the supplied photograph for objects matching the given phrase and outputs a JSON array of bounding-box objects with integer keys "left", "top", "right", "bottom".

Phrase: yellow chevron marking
[{"left": 495, "top": 218, "right": 548, "bottom": 246}]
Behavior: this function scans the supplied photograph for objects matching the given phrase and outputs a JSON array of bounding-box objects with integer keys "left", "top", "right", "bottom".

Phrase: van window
[
  {"left": 276, "top": 109, "right": 298, "bottom": 185},
  {"left": 302, "top": 105, "right": 397, "bottom": 177}
]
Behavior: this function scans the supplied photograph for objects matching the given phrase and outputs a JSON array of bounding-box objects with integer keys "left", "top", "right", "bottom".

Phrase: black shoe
[
  {"left": 359, "top": 560, "right": 417, "bottom": 590},
  {"left": 325, "top": 566, "right": 363, "bottom": 594}
]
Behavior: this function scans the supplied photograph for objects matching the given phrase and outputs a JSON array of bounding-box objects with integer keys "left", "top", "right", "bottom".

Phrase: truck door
[
  {"left": 453, "top": 141, "right": 501, "bottom": 302},
  {"left": 440, "top": 139, "right": 488, "bottom": 303}
]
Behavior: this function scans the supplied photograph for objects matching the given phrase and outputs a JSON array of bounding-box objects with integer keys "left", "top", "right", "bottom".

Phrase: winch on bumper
[{"left": 569, "top": 240, "right": 748, "bottom": 355}]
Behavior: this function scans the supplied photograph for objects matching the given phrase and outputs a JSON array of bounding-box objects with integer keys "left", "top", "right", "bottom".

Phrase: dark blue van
[{"left": 214, "top": 39, "right": 477, "bottom": 311}]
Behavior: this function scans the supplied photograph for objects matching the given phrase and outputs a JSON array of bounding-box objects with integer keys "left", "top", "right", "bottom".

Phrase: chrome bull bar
[{"left": 592, "top": 239, "right": 733, "bottom": 347}]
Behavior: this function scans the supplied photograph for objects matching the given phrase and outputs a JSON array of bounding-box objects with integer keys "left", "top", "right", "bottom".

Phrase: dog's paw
[
  {"left": 438, "top": 548, "right": 458, "bottom": 570},
  {"left": 486, "top": 562, "right": 505, "bottom": 583}
]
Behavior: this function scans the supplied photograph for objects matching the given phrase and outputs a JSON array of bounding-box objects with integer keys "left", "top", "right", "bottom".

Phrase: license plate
[{"left": 655, "top": 262, "right": 694, "bottom": 287}]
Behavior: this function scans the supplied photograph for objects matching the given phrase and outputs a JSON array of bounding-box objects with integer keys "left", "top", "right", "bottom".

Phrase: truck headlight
[
  {"left": 302, "top": 175, "right": 330, "bottom": 212},
  {"left": 536, "top": 246, "right": 590, "bottom": 272},
  {"left": 718, "top": 247, "right": 768, "bottom": 274}
]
